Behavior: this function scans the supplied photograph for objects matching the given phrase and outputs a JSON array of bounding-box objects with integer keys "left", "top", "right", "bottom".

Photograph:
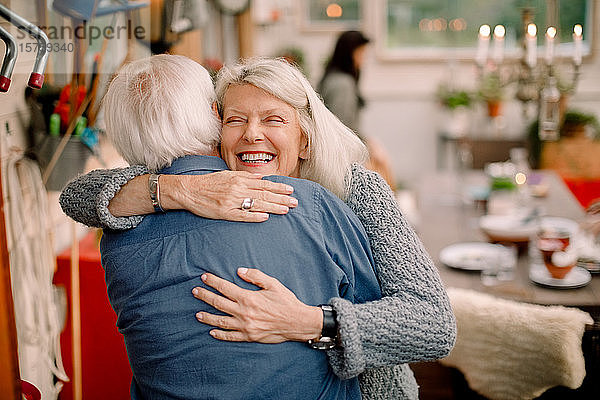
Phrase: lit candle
[
  {"left": 526, "top": 23, "right": 537, "bottom": 68},
  {"left": 573, "top": 24, "right": 583, "bottom": 65},
  {"left": 476, "top": 24, "right": 491, "bottom": 67},
  {"left": 493, "top": 25, "right": 505, "bottom": 64},
  {"left": 545, "top": 26, "right": 556, "bottom": 65}
]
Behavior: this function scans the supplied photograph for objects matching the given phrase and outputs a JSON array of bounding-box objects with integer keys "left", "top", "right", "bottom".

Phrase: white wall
[{"left": 254, "top": 1, "right": 600, "bottom": 189}]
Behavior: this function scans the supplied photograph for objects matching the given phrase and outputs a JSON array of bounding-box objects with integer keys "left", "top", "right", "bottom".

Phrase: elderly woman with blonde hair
[{"left": 60, "top": 57, "right": 456, "bottom": 399}]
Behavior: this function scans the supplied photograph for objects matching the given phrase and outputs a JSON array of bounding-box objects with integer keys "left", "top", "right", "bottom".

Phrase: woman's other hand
[
  {"left": 192, "top": 268, "right": 322, "bottom": 343},
  {"left": 163, "top": 171, "right": 298, "bottom": 222}
]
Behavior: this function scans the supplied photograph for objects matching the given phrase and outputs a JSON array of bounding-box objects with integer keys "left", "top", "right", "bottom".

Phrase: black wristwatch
[{"left": 307, "top": 304, "right": 338, "bottom": 350}]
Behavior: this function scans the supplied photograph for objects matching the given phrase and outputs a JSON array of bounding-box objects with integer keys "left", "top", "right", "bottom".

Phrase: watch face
[{"left": 215, "top": 0, "right": 250, "bottom": 15}]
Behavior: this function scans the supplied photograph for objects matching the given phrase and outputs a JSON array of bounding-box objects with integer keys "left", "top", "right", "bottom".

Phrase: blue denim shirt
[{"left": 100, "top": 155, "right": 382, "bottom": 400}]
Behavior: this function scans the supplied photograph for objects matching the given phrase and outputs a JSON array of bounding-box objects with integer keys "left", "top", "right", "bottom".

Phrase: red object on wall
[{"left": 53, "top": 232, "right": 131, "bottom": 399}]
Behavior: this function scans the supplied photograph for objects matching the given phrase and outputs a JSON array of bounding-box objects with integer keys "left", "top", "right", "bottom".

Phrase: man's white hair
[
  {"left": 103, "top": 54, "right": 220, "bottom": 171},
  {"left": 215, "top": 57, "right": 367, "bottom": 200}
]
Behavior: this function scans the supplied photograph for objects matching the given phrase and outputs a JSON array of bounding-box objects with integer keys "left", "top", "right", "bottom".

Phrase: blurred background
[
  {"left": 1, "top": 0, "right": 598, "bottom": 243},
  {"left": 0, "top": 1, "right": 599, "bottom": 399}
]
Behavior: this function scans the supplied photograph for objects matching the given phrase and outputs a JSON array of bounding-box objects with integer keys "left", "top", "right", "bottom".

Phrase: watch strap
[
  {"left": 320, "top": 304, "right": 338, "bottom": 338},
  {"left": 308, "top": 304, "right": 338, "bottom": 350}
]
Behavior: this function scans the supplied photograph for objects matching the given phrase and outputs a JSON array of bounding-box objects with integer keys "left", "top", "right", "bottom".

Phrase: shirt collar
[{"left": 158, "top": 155, "right": 229, "bottom": 175}]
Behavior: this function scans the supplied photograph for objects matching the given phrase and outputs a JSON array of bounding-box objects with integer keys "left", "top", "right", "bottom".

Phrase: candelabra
[{"left": 476, "top": 8, "right": 583, "bottom": 140}]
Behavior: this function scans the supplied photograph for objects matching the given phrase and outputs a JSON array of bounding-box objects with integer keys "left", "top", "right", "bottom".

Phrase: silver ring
[{"left": 241, "top": 198, "right": 254, "bottom": 211}]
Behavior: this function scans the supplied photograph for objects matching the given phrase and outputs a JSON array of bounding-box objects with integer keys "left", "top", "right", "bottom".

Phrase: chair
[{"left": 440, "top": 288, "right": 594, "bottom": 400}]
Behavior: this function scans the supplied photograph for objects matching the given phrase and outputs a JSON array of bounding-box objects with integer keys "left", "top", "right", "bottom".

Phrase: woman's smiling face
[{"left": 220, "top": 84, "right": 308, "bottom": 177}]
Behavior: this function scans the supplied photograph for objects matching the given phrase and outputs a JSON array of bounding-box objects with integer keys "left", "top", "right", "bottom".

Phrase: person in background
[
  {"left": 318, "top": 30, "right": 395, "bottom": 188},
  {"left": 60, "top": 57, "right": 456, "bottom": 399}
]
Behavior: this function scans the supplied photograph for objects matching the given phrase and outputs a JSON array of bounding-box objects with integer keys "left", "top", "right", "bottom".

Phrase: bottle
[
  {"left": 49, "top": 113, "right": 60, "bottom": 136},
  {"left": 538, "top": 76, "right": 560, "bottom": 141},
  {"left": 74, "top": 116, "right": 87, "bottom": 136},
  {"left": 510, "top": 147, "right": 530, "bottom": 183}
]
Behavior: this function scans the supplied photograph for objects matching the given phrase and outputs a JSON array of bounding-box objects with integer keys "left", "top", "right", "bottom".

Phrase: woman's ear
[{"left": 299, "top": 135, "right": 309, "bottom": 159}]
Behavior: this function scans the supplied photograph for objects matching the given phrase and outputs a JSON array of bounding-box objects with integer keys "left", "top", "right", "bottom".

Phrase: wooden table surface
[{"left": 416, "top": 170, "right": 600, "bottom": 307}]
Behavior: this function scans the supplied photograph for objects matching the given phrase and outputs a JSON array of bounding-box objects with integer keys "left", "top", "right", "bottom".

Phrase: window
[
  {"left": 301, "top": 0, "right": 362, "bottom": 31},
  {"left": 379, "top": 0, "right": 591, "bottom": 59}
]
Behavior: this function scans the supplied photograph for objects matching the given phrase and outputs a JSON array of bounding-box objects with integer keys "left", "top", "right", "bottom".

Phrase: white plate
[
  {"left": 439, "top": 242, "right": 504, "bottom": 271},
  {"left": 529, "top": 263, "right": 591, "bottom": 289}
]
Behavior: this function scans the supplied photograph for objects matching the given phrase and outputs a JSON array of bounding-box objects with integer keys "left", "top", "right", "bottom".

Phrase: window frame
[{"left": 374, "top": 0, "right": 595, "bottom": 63}]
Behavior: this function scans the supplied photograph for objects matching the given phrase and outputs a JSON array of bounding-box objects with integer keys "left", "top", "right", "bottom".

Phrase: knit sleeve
[
  {"left": 59, "top": 165, "right": 149, "bottom": 230},
  {"left": 326, "top": 164, "right": 456, "bottom": 379}
]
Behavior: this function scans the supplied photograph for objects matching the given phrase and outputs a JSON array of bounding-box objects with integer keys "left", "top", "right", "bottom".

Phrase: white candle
[
  {"left": 476, "top": 24, "right": 491, "bottom": 67},
  {"left": 493, "top": 25, "right": 505, "bottom": 64},
  {"left": 573, "top": 24, "right": 583, "bottom": 65},
  {"left": 545, "top": 26, "right": 556, "bottom": 65},
  {"left": 526, "top": 23, "right": 537, "bottom": 68}
]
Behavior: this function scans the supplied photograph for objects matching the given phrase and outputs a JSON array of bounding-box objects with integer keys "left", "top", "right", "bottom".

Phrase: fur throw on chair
[{"left": 441, "top": 287, "right": 593, "bottom": 400}]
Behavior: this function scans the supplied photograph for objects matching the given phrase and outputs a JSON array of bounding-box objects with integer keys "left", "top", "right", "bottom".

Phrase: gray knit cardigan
[{"left": 59, "top": 164, "right": 456, "bottom": 399}]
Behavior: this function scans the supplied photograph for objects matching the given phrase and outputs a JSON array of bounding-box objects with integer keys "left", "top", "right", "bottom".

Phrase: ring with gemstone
[{"left": 241, "top": 198, "right": 254, "bottom": 211}]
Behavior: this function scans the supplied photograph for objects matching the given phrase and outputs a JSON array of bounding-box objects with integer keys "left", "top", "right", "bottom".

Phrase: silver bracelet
[{"left": 148, "top": 173, "right": 165, "bottom": 213}]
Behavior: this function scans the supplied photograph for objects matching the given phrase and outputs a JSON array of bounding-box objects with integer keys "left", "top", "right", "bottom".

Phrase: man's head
[{"left": 103, "top": 54, "right": 220, "bottom": 171}]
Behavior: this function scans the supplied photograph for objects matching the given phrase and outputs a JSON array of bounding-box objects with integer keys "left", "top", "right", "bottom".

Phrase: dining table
[
  {"left": 415, "top": 169, "right": 599, "bottom": 307},
  {"left": 412, "top": 168, "right": 599, "bottom": 399}
]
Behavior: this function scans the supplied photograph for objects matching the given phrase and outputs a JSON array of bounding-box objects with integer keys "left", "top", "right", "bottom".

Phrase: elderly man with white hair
[{"left": 93, "top": 54, "right": 381, "bottom": 399}]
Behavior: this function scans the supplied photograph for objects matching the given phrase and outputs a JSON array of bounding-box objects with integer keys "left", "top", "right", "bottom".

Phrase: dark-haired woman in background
[
  {"left": 318, "top": 30, "right": 369, "bottom": 136},
  {"left": 319, "top": 30, "right": 395, "bottom": 187}
]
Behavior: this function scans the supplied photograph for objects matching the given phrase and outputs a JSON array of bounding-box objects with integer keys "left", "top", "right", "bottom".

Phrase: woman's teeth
[{"left": 240, "top": 153, "right": 274, "bottom": 163}]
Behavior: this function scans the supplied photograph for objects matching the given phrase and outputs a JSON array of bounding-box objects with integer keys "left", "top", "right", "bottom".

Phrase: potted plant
[
  {"left": 436, "top": 84, "right": 473, "bottom": 137},
  {"left": 277, "top": 47, "right": 308, "bottom": 78},
  {"left": 527, "top": 109, "right": 600, "bottom": 183},
  {"left": 560, "top": 109, "right": 600, "bottom": 139},
  {"left": 478, "top": 71, "right": 505, "bottom": 117},
  {"left": 436, "top": 85, "right": 473, "bottom": 110}
]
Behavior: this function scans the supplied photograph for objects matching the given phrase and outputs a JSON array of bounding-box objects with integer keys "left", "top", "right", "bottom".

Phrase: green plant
[
  {"left": 477, "top": 71, "right": 505, "bottom": 103},
  {"left": 561, "top": 109, "right": 600, "bottom": 139},
  {"left": 436, "top": 84, "right": 472, "bottom": 109},
  {"left": 277, "top": 47, "right": 308, "bottom": 78},
  {"left": 528, "top": 109, "right": 600, "bottom": 168}
]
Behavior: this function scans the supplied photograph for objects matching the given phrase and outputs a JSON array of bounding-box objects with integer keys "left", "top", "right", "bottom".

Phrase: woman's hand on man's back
[{"left": 192, "top": 268, "right": 322, "bottom": 343}]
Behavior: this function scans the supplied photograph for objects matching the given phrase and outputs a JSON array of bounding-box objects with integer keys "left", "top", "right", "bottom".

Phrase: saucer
[
  {"left": 529, "top": 263, "right": 591, "bottom": 289},
  {"left": 578, "top": 258, "right": 600, "bottom": 273}
]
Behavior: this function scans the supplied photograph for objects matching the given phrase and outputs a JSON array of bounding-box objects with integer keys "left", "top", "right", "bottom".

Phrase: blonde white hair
[
  {"left": 102, "top": 54, "right": 220, "bottom": 171},
  {"left": 215, "top": 57, "right": 367, "bottom": 200}
]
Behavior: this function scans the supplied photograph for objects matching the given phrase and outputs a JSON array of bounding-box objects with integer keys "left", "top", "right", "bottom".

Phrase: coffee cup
[
  {"left": 537, "top": 228, "right": 573, "bottom": 279},
  {"left": 545, "top": 249, "right": 577, "bottom": 279}
]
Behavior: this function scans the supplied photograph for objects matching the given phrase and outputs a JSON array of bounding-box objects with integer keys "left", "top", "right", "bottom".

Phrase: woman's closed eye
[
  {"left": 263, "top": 116, "right": 287, "bottom": 126},
  {"left": 224, "top": 117, "right": 247, "bottom": 126}
]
